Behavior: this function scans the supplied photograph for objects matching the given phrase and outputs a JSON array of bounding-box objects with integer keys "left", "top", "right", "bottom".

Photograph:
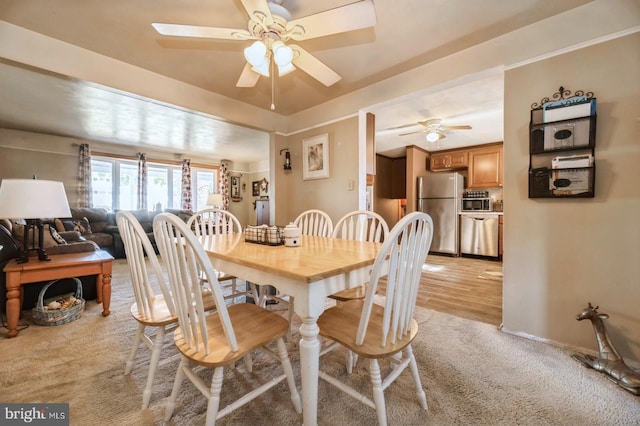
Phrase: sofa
[
  {"left": 52, "top": 207, "right": 117, "bottom": 256},
  {"left": 110, "top": 208, "right": 194, "bottom": 258},
  {"left": 0, "top": 219, "right": 101, "bottom": 314}
]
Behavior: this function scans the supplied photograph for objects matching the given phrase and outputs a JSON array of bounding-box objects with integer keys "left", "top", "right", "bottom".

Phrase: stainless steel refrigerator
[{"left": 416, "top": 172, "right": 463, "bottom": 255}]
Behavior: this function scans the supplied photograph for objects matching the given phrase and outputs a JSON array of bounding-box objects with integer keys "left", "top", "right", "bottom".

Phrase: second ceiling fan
[
  {"left": 151, "top": 0, "right": 377, "bottom": 88},
  {"left": 400, "top": 118, "right": 472, "bottom": 142}
]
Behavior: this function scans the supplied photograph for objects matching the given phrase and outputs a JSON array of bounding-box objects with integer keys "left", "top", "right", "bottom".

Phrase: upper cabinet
[
  {"left": 467, "top": 145, "right": 503, "bottom": 188},
  {"left": 430, "top": 151, "right": 468, "bottom": 171}
]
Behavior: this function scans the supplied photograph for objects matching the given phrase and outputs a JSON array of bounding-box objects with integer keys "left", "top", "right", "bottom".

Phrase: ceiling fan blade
[
  {"left": 151, "top": 23, "right": 252, "bottom": 40},
  {"left": 434, "top": 131, "right": 447, "bottom": 140},
  {"left": 418, "top": 119, "right": 441, "bottom": 127},
  {"left": 441, "top": 125, "right": 472, "bottom": 130},
  {"left": 399, "top": 130, "right": 428, "bottom": 137},
  {"left": 290, "top": 45, "right": 341, "bottom": 86},
  {"left": 240, "top": 0, "right": 274, "bottom": 25},
  {"left": 236, "top": 63, "right": 260, "bottom": 87},
  {"left": 286, "top": 0, "right": 377, "bottom": 41}
]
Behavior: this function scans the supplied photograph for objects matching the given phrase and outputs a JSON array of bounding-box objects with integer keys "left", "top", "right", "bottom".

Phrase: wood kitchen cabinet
[
  {"left": 467, "top": 144, "right": 503, "bottom": 188},
  {"left": 430, "top": 151, "right": 468, "bottom": 171}
]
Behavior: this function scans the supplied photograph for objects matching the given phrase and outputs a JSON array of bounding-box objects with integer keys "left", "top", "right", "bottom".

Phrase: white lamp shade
[
  {"left": 426, "top": 131, "right": 440, "bottom": 142},
  {"left": 0, "top": 179, "right": 72, "bottom": 219},
  {"left": 277, "top": 62, "right": 296, "bottom": 76},
  {"left": 207, "top": 193, "right": 224, "bottom": 207},
  {"left": 272, "top": 41, "right": 293, "bottom": 66},
  {"left": 244, "top": 41, "right": 268, "bottom": 67},
  {"left": 251, "top": 61, "right": 270, "bottom": 77}
]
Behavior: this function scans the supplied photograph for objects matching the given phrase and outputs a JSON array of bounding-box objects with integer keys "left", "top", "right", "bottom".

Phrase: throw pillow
[
  {"left": 72, "top": 217, "right": 92, "bottom": 234},
  {"left": 11, "top": 223, "right": 60, "bottom": 249},
  {"left": 50, "top": 226, "right": 67, "bottom": 245},
  {"left": 55, "top": 218, "right": 77, "bottom": 232}
]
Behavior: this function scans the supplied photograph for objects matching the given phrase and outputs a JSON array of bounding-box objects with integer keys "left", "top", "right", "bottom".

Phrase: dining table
[{"left": 199, "top": 232, "right": 382, "bottom": 426}]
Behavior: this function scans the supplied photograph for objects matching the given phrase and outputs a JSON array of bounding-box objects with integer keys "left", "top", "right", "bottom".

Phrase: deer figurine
[{"left": 572, "top": 303, "right": 640, "bottom": 395}]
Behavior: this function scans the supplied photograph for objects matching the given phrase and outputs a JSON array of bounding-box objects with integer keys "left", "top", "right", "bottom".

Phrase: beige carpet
[{"left": 1, "top": 259, "right": 638, "bottom": 425}]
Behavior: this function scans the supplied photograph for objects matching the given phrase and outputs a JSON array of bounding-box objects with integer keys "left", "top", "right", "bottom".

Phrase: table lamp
[
  {"left": 0, "top": 178, "right": 72, "bottom": 263},
  {"left": 207, "top": 193, "right": 224, "bottom": 209}
]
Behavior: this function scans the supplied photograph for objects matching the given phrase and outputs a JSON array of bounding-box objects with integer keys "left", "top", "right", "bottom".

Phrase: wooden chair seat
[
  {"left": 130, "top": 296, "right": 175, "bottom": 326},
  {"left": 174, "top": 303, "right": 290, "bottom": 367},
  {"left": 131, "top": 291, "right": 218, "bottom": 326},
  {"left": 318, "top": 300, "right": 418, "bottom": 358},
  {"left": 329, "top": 284, "right": 369, "bottom": 302}
]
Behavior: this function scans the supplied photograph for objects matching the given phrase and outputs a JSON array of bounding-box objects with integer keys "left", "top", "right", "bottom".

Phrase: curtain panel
[
  {"left": 78, "top": 143, "right": 93, "bottom": 208},
  {"left": 137, "top": 153, "right": 147, "bottom": 210},
  {"left": 219, "top": 161, "right": 230, "bottom": 211},
  {"left": 181, "top": 159, "right": 192, "bottom": 210}
]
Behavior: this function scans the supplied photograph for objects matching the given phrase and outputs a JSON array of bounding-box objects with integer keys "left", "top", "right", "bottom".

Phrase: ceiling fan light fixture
[
  {"left": 244, "top": 40, "right": 268, "bottom": 67},
  {"left": 272, "top": 41, "right": 293, "bottom": 66},
  {"left": 277, "top": 62, "right": 296, "bottom": 76},
  {"left": 251, "top": 61, "right": 270, "bottom": 77},
  {"left": 426, "top": 131, "right": 439, "bottom": 142}
]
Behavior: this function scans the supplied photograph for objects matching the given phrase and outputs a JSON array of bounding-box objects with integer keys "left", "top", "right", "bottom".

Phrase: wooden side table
[{"left": 3, "top": 250, "right": 114, "bottom": 338}]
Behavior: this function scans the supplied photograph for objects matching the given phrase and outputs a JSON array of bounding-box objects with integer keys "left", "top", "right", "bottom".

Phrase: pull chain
[{"left": 270, "top": 58, "right": 275, "bottom": 111}]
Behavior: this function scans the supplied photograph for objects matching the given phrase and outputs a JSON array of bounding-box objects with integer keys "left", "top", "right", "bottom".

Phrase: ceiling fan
[
  {"left": 151, "top": 0, "right": 377, "bottom": 89},
  {"left": 399, "top": 118, "right": 472, "bottom": 142}
]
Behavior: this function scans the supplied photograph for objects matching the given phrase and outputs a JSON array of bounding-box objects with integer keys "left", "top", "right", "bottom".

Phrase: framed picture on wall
[
  {"left": 302, "top": 133, "right": 330, "bottom": 180},
  {"left": 252, "top": 181, "right": 260, "bottom": 196}
]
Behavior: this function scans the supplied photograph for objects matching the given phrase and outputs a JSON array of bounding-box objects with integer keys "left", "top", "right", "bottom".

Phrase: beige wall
[
  {"left": 0, "top": 130, "right": 87, "bottom": 206},
  {"left": 503, "top": 33, "right": 640, "bottom": 362},
  {"left": 275, "top": 117, "right": 360, "bottom": 226}
]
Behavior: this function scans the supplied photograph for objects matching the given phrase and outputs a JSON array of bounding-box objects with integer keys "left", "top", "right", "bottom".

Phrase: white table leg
[{"left": 299, "top": 315, "right": 320, "bottom": 426}]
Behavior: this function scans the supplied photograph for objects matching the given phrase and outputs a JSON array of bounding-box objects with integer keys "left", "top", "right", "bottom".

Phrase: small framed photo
[
  {"left": 252, "top": 181, "right": 260, "bottom": 196},
  {"left": 302, "top": 133, "right": 330, "bottom": 180}
]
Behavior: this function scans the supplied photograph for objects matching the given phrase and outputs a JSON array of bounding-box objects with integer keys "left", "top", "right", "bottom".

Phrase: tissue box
[
  {"left": 549, "top": 169, "right": 592, "bottom": 194},
  {"left": 543, "top": 117, "right": 590, "bottom": 150}
]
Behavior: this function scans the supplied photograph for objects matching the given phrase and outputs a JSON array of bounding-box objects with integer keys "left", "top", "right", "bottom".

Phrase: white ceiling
[{"left": 0, "top": 0, "right": 595, "bottom": 162}]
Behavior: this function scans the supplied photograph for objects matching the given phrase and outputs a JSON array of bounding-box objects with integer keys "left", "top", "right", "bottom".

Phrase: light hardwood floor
[{"left": 416, "top": 254, "right": 503, "bottom": 326}]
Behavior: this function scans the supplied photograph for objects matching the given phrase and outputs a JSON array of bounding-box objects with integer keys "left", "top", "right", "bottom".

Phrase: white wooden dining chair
[
  {"left": 116, "top": 210, "right": 180, "bottom": 409},
  {"left": 260, "top": 209, "right": 334, "bottom": 327},
  {"left": 118, "top": 210, "right": 219, "bottom": 409},
  {"left": 293, "top": 208, "right": 334, "bottom": 237},
  {"left": 153, "top": 213, "right": 302, "bottom": 426},
  {"left": 328, "top": 210, "right": 389, "bottom": 373},
  {"left": 187, "top": 208, "right": 259, "bottom": 304},
  {"left": 330, "top": 210, "right": 389, "bottom": 302},
  {"left": 317, "top": 212, "right": 434, "bottom": 426}
]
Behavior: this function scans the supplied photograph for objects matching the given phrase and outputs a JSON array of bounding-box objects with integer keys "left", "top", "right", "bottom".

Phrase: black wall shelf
[{"left": 528, "top": 87, "right": 596, "bottom": 198}]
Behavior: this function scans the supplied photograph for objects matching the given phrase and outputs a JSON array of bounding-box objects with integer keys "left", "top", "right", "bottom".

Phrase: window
[{"left": 91, "top": 156, "right": 218, "bottom": 212}]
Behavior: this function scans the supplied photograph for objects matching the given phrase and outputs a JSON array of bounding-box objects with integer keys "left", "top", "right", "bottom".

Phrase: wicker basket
[{"left": 32, "top": 278, "right": 85, "bottom": 326}]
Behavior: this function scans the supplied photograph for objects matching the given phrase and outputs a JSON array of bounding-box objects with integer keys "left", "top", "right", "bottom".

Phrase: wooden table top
[
  {"left": 200, "top": 234, "right": 381, "bottom": 284},
  {"left": 3, "top": 250, "right": 114, "bottom": 273}
]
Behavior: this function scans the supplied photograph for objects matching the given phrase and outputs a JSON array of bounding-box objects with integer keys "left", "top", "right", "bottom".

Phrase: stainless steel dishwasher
[{"left": 460, "top": 214, "right": 499, "bottom": 257}]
